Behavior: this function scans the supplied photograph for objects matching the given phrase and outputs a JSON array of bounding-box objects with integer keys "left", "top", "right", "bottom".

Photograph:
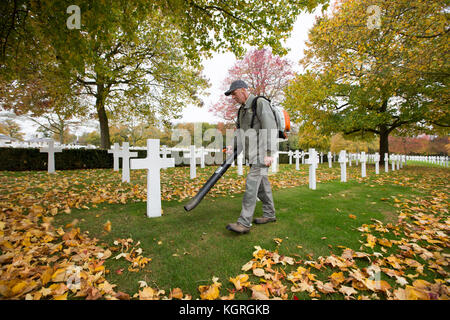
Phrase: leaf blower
[{"left": 184, "top": 141, "right": 242, "bottom": 212}]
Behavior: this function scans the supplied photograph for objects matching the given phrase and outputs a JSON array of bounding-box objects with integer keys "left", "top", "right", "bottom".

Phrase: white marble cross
[
  {"left": 328, "top": 151, "right": 332, "bottom": 168},
  {"left": 384, "top": 153, "right": 389, "bottom": 173},
  {"left": 396, "top": 155, "right": 400, "bottom": 170},
  {"left": 40, "top": 140, "right": 62, "bottom": 174},
  {"left": 360, "top": 152, "right": 367, "bottom": 178},
  {"left": 237, "top": 151, "right": 244, "bottom": 176},
  {"left": 198, "top": 147, "right": 208, "bottom": 169},
  {"left": 320, "top": 152, "right": 324, "bottom": 164},
  {"left": 130, "top": 139, "right": 175, "bottom": 218},
  {"left": 288, "top": 150, "right": 293, "bottom": 165},
  {"left": 338, "top": 150, "right": 348, "bottom": 182},
  {"left": 182, "top": 146, "right": 198, "bottom": 179},
  {"left": 348, "top": 153, "right": 352, "bottom": 167},
  {"left": 271, "top": 151, "right": 279, "bottom": 173},
  {"left": 108, "top": 143, "right": 121, "bottom": 171},
  {"left": 306, "top": 148, "right": 319, "bottom": 190},
  {"left": 390, "top": 154, "right": 396, "bottom": 171},
  {"left": 120, "top": 142, "right": 138, "bottom": 183},
  {"left": 293, "top": 150, "right": 301, "bottom": 171},
  {"left": 374, "top": 152, "right": 380, "bottom": 174},
  {"left": 189, "top": 145, "right": 197, "bottom": 179}
]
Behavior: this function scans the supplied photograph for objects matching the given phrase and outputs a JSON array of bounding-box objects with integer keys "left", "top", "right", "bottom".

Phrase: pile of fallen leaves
[{"left": 0, "top": 202, "right": 154, "bottom": 300}]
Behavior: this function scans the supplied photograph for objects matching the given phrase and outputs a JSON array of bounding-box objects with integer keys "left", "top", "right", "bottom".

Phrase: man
[{"left": 224, "top": 80, "right": 277, "bottom": 234}]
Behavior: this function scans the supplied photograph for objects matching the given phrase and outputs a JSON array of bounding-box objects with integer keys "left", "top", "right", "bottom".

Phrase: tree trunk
[
  {"left": 96, "top": 84, "right": 111, "bottom": 150},
  {"left": 379, "top": 126, "right": 389, "bottom": 165},
  {"left": 59, "top": 119, "right": 65, "bottom": 144}
]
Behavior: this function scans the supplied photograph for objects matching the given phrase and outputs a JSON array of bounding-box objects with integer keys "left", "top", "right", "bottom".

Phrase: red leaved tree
[{"left": 209, "top": 48, "right": 294, "bottom": 123}]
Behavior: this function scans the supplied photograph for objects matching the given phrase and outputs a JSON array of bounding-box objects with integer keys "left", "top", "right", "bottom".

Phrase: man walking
[{"left": 224, "top": 80, "right": 278, "bottom": 234}]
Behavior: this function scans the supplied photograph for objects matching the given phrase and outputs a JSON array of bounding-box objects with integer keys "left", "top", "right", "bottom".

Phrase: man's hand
[
  {"left": 264, "top": 156, "right": 274, "bottom": 167},
  {"left": 226, "top": 145, "right": 233, "bottom": 155}
]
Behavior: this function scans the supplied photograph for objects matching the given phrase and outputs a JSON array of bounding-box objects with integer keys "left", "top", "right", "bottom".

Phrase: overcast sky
[{"left": 7, "top": 6, "right": 325, "bottom": 140}]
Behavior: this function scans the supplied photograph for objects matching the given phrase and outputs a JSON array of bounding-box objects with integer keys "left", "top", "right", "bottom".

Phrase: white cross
[
  {"left": 237, "top": 151, "right": 244, "bottom": 176},
  {"left": 338, "top": 150, "right": 348, "bottom": 182},
  {"left": 288, "top": 150, "right": 293, "bottom": 165},
  {"left": 108, "top": 143, "right": 121, "bottom": 171},
  {"left": 328, "top": 151, "right": 332, "bottom": 168},
  {"left": 384, "top": 153, "right": 389, "bottom": 173},
  {"left": 120, "top": 142, "right": 138, "bottom": 183},
  {"left": 130, "top": 139, "right": 175, "bottom": 218},
  {"left": 293, "top": 150, "right": 301, "bottom": 171},
  {"left": 183, "top": 145, "right": 202, "bottom": 178},
  {"left": 187, "top": 145, "right": 197, "bottom": 179},
  {"left": 360, "top": 152, "right": 367, "bottom": 178},
  {"left": 390, "top": 154, "right": 396, "bottom": 171},
  {"left": 40, "top": 140, "right": 62, "bottom": 174},
  {"left": 306, "top": 148, "right": 319, "bottom": 190},
  {"left": 271, "top": 151, "right": 279, "bottom": 173},
  {"left": 374, "top": 152, "right": 380, "bottom": 174},
  {"left": 198, "top": 146, "right": 208, "bottom": 169},
  {"left": 320, "top": 152, "right": 323, "bottom": 164}
]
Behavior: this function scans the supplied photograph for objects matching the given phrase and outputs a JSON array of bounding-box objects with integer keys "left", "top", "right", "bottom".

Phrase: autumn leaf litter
[{"left": 0, "top": 166, "right": 448, "bottom": 300}]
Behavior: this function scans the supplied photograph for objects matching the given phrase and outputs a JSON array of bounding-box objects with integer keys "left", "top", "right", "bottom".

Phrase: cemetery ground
[{"left": 0, "top": 163, "right": 448, "bottom": 300}]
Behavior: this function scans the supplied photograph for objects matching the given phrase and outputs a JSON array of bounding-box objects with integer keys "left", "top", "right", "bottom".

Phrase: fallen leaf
[
  {"left": 103, "top": 220, "right": 111, "bottom": 232},
  {"left": 330, "top": 272, "right": 346, "bottom": 286},
  {"left": 170, "top": 288, "right": 184, "bottom": 299},
  {"left": 229, "top": 274, "right": 250, "bottom": 291},
  {"left": 253, "top": 268, "right": 265, "bottom": 277},
  {"left": 241, "top": 260, "right": 254, "bottom": 272},
  {"left": 339, "top": 285, "right": 357, "bottom": 296}
]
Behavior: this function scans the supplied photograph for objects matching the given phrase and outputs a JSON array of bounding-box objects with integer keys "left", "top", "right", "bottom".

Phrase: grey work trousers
[{"left": 237, "top": 164, "right": 276, "bottom": 228}]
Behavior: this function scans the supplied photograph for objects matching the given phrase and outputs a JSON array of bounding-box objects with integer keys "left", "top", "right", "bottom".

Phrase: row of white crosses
[
  {"left": 7, "top": 140, "right": 97, "bottom": 149},
  {"left": 406, "top": 155, "right": 449, "bottom": 166}
]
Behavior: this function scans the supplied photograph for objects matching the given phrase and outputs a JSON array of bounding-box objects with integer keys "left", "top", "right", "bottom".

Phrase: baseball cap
[{"left": 224, "top": 80, "right": 248, "bottom": 96}]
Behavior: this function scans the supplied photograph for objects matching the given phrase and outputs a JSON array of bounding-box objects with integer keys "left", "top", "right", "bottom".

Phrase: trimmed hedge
[
  {"left": 0, "top": 147, "right": 297, "bottom": 171},
  {"left": 0, "top": 147, "right": 118, "bottom": 171}
]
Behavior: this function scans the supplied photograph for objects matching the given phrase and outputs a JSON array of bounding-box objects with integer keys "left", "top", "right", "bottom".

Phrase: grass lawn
[
  {"left": 1, "top": 163, "right": 448, "bottom": 300},
  {"left": 51, "top": 164, "right": 447, "bottom": 299}
]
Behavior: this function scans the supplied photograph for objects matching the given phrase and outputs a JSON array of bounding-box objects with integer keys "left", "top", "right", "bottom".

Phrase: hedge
[{"left": 0, "top": 147, "right": 296, "bottom": 171}]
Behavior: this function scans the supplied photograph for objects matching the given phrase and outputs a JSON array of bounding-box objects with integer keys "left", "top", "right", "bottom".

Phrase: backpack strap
[
  {"left": 250, "top": 96, "right": 271, "bottom": 128},
  {"left": 236, "top": 105, "right": 243, "bottom": 129}
]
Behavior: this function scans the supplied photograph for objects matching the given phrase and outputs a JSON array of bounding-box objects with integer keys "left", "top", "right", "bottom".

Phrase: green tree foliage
[
  {"left": 284, "top": 0, "right": 449, "bottom": 156},
  {"left": 1, "top": 0, "right": 329, "bottom": 149}
]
